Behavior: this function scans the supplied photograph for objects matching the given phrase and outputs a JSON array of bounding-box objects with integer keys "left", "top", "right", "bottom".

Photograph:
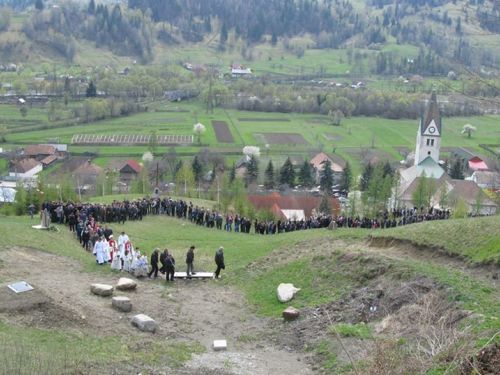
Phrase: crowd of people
[
  {"left": 33, "top": 197, "right": 452, "bottom": 282},
  {"left": 39, "top": 199, "right": 229, "bottom": 281},
  {"left": 40, "top": 197, "right": 451, "bottom": 239}
]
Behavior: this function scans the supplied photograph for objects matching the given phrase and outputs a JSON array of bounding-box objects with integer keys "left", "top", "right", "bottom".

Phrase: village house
[
  {"left": 71, "top": 160, "right": 103, "bottom": 190},
  {"left": 9, "top": 158, "right": 42, "bottom": 179},
  {"left": 231, "top": 64, "right": 252, "bottom": 78},
  {"left": 309, "top": 152, "right": 344, "bottom": 185},
  {"left": 24, "top": 144, "right": 57, "bottom": 161},
  {"left": 468, "top": 170, "right": 500, "bottom": 191},
  {"left": 248, "top": 192, "right": 340, "bottom": 220},
  {"left": 119, "top": 160, "right": 142, "bottom": 183}
]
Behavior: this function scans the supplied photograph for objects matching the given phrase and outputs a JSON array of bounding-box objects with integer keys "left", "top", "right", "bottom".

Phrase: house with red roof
[
  {"left": 248, "top": 192, "right": 340, "bottom": 219},
  {"left": 119, "top": 160, "right": 142, "bottom": 183},
  {"left": 467, "top": 156, "right": 489, "bottom": 172}
]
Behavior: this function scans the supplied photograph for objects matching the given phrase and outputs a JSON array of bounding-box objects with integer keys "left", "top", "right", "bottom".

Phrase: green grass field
[
  {"left": 0, "top": 212, "right": 498, "bottom": 373},
  {"left": 371, "top": 215, "right": 500, "bottom": 265},
  {"left": 3, "top": 100, "right": 499, "bottom": 178}
]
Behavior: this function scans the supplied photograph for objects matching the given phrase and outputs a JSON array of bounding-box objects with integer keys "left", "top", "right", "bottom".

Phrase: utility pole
[
  {"left": 216, "top": 175, "right": 220, "bottom": 206},
  {"left": 155, "top": 162, "right": 159, "bottom": 187}
]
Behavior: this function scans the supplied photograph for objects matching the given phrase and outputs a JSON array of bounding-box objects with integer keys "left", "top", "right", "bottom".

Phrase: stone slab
[
  {"left": 174, "top": 272, "right": 214, "bottom": 279},
  {"left": 131, "top": 314, "right": 157, "bottom": 333},
  {"left": 112, "top": 296, "right": 132, "bottom": 312},
  {"left": 7, "top": 281, "right": 34, "bottom": 294},
  {"left": 213, "top": 340, "right": 227, "bottom": 351},
  {"left": 116, "top": 277, "right": 137, "bottom": 291},
  {"left": 90, "top": 283, "right": 114, "bottom": 297}
]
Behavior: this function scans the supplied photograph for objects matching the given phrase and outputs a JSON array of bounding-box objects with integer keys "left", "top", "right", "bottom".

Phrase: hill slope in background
[{"left": 0, "top": 0, "right": 497, "bottom": 75}]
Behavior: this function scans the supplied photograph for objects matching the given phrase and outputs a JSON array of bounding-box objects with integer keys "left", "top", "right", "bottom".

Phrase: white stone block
[{"left": 213, "top": 340, "right": 227, "bottom": 351}]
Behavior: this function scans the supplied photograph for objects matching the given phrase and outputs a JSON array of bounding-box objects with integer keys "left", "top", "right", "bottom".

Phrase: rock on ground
[
  {"left": 282, "top": 306, "right": 300, "bottom": 321},
  {"left": 90, "top": 283, "right": 114, "bottom": 297},
  {"left": 116, "top": 277, "right": 137, "bottom": 291},
  {"left": 112, "top": 296, "right": 132, "bottom": 312},
  {"left": 277, "top": 283, "right": 300, "bottom": 303},
  {"left": 131, "top": 314, "right": 157, "bottom": 333}
]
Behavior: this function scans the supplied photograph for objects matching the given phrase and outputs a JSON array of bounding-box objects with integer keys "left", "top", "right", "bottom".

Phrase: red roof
[
  {"left": 24, "top": 144, "right": 56, "bottom": 156},
  {"left": 121, "top": 160, "right": 142, "bottom": 174},
  {"left": 248, "top": 193, "right": 340, "bottom": 218},
  {"left": 40, "top": 155, "right": 58, "bottom": 166},
  {"left": 468, "top": 157, "right": 488, "bottom": 171}
]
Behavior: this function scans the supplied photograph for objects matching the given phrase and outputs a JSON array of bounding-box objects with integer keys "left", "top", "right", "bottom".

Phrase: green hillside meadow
[{"left": 0, "top": 212, "right": 498, "bottom": 373}]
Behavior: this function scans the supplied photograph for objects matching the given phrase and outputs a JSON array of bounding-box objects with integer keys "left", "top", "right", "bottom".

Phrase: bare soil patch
[
  {"left": 255, "top": 132, "right": 309, "bottom": 145},
  {"left": 212, "top": 120, "right": 234, "bottom": 143},
  {"left": 238, "top": 118, "right": 290, "bottom": 122},
  {"left": 0, "top": 247, "right": 313, "bottom": 375},
  {"left": 462, "top": 343, "right": 500, "bottom": 375}
]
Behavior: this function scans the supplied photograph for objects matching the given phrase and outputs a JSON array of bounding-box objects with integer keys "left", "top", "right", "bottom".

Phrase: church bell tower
[{"left": 415, "top": 91, "right": 442, "bottom": 165}]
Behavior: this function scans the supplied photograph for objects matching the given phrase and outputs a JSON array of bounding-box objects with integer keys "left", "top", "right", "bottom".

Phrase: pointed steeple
[{"left": 421, "top": 90, "right": 441, "bottom": 136}]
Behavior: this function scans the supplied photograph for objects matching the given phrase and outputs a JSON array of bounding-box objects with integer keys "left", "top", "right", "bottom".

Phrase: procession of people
[{"left": 35, "top": 195, "right": 453, "bottom": 283}]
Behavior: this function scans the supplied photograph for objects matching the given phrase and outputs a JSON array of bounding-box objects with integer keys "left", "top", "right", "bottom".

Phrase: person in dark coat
[
  {"left": 186, "top": 246, "right": 195, "bottom": 279},
  {"left": 159, "top": 249, "right": 168, "bottom": 274},
  {"left": 165, "top": 251, "right": 175, "bottom": 282},
  {"left": 148, "top": 248, "right": 160, "bottom": 278},
  {"left": 214, "top": 246, "right": 225, "bottom": 279}
]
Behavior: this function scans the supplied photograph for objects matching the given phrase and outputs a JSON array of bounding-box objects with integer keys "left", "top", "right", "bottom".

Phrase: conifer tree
[
  {"left": 35, "top": 0, "right": 44, "bottom": 11},
  {"left": 245, "top": 155, "right": 259, "bottom": 186},
  {"left": 220, "top": 22, "right": 228, "bottom": 45},
  {"left": 319, "top": 160, "right": 334, "bottom": 194},
  {"left": 191, "top": 156, "right": 203, "bottom": 183},
  {"left": 88, "top": 0, "right": 96, "bottom": 15},
  {"left": 340, "top": 161, "right": 352, "bottom": 193},
  {"left": 86, "top": 81, "right": 97, "bottom": 97},
  {"left": 450, "top": 159, "right": 464, "bottom": 180},
  {"left": 298, "top": 160, "right": 314, "bottom": 187},
  {"left": 264, "top": 160, "right": 275, "bottom": 189},
  {"left": 360, "top": 163, "right": 373, "bottom": 191},
  {"left": 279, "top": 157, "right": 295, "bottom": 186}
]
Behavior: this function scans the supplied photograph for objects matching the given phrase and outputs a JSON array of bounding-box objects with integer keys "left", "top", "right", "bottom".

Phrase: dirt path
[{"left": 0, "top": 247, "right": 313, "bottom": 375}]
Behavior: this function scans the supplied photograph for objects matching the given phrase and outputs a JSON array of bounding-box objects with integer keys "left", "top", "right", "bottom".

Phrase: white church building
[{"left": 395, "top": 92, "right": 497, "bottom": 215}]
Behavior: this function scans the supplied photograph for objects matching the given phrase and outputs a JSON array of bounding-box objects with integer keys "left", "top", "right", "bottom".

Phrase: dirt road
[{"left": 0, "top": 247, "right": 313, "bottom": 375}]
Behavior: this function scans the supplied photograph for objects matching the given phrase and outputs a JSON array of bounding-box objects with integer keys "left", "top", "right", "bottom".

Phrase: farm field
[{"left": 3, "top": 100, "right": 499, "bottom": 177}]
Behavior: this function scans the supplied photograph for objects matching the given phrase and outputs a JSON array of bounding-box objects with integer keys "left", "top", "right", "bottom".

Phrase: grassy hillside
[
  {"left": 1, "top": 213, "right": 499, "bottom": 372},
  {"left": 0, "top": 213, "right": 498, "bottom": 373},
  {"left": 371, "top": 215, "right": 500, "bottom": 265}
]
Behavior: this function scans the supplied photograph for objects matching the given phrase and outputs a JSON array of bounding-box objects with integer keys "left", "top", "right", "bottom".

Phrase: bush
[{"left": 0, "top": 204, "right": 15, "bottom": 216}]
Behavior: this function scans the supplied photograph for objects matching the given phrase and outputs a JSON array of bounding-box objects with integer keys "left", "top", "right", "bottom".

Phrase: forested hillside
[{"left": 0, "top": 0, "right": 498, "bottom": 76}]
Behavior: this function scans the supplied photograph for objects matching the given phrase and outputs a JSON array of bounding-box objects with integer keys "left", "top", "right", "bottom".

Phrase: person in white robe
[
  {"left": 123, "top": 241, "right": 133, "bottom": 272},
  {"left": 93, "top": 237, "right": 106, "bottom": 265},
  {"left": 102, "top": 239, "right": 110, "bottom": 263},
  {"left": 118, "top": 231, "right": 130, "bottom": 270},
  {"left": 109, "top": 236, "right": 121, "bottom": 270},
  {"left": 134, "top": 254, "right": 149, "bottom": 277},
  {"left": 130, "top": 249, "right": 141, "bottom": 274}
]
